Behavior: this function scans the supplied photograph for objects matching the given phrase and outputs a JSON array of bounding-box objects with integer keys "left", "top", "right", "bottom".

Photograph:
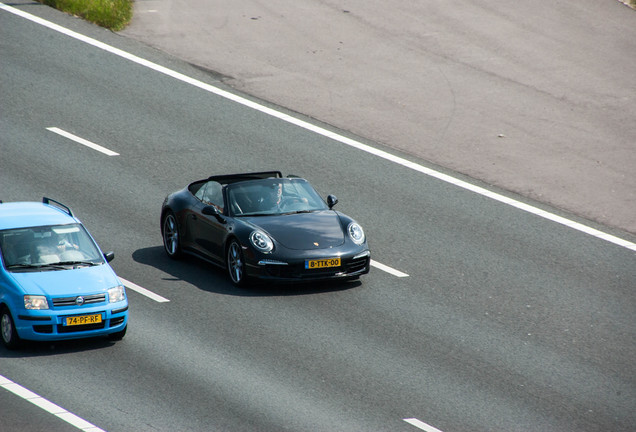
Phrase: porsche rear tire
[{"left": 162, "top": 211, "right": 182, "bottom": 259}]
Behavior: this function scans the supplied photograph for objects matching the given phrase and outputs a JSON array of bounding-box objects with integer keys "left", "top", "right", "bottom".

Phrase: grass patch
[{"left": 37, "top": 0, "right": 133, "bottom": 31}]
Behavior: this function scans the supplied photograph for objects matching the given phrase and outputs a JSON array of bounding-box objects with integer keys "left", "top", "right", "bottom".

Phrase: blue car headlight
[
  {"left": 250, "top": 230, "right": 274, "bottom": 253},
  {"left": 24, "top": 295, "right": 49, "bottom": 310},
  {"left": 108, "top": 285, "right": 126, "bottom": 303},
  {"left": 348, "top": 222, "right": 365, "bottom": 245}
]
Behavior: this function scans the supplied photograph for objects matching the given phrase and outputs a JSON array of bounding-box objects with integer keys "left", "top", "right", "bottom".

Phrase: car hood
[
  {"left": 246, "top": 211, "right": 345, "bottom": 250},
  {"left": 8, "top": 264, "right": 121, "bottom": 297}
]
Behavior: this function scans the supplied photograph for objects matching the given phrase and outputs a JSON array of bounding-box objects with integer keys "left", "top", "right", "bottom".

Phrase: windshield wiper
[
  {"left": 6, "top": 261, "right": 99, "bottom": 271},
  {"left": 6, "top": 263, "right": 46, "bottom": 270},
  {"left": 55, "top": 260, "right": 99, "bottom": 267},
  {"left": 278, "top": 210, "right": 314, "bottom": 215},
  {"left": 6, "top": 263, "right": 66, "bottom": 271},
  {"left": 240, "top": 213, "right": 275, "bottom": 217}
]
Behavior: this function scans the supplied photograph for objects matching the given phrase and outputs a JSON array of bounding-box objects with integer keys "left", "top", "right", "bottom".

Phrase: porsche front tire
[{"left": 227, "top": 240, "right": 248, "bottom": 287}]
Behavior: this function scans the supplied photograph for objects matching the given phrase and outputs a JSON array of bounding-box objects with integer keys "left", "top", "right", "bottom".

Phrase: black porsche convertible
[{"left": 160, "top": 171, "right": 370, "bottom": 286}]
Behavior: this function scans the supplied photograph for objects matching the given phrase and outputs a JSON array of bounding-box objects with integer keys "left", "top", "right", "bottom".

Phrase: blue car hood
[
  {"left": 9, "top": 264, "right": 120, "bottom": 297},
  {"left": 247, "top": 211, "right": 345, "bottom": 250}
]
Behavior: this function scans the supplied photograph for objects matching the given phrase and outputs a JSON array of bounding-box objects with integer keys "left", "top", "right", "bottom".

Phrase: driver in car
[
  {"left": 260, "top": 183, "right": 284, "bottom": 212},
  {"left": 54, "top": 233, "right": 83, "bottom": 261}
]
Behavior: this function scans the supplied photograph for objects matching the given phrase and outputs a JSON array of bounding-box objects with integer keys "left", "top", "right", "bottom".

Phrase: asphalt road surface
[
  {"left": 1, "top": 2, "right": 635, "bottom": 432},
  {"left": 120, "top": 0, "right": 636, "bottom": 235}
]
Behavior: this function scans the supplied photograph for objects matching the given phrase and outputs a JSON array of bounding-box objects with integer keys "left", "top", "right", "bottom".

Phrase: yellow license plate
[
  {"left": 305, "top": 257, "right": 341, "bottom": 269},
  {"left": 65, "top": 314, "right": 102, "bottom": 326}
]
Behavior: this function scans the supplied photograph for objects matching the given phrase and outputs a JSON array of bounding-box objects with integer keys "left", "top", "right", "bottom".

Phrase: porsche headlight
[
  {"left": 348, "top": 222, "right": 365, "bottom": 245},
  {"left": 108, "top": 285, "right": 126, "bottom": 303},
  {"left": 24, "top": 295, "right": 49, "bottom": 310},
  {"left": 250, "top": 230, "right": 274, "bottom": 253}
]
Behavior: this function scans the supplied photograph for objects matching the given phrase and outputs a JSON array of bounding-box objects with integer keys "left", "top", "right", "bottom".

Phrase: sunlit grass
[
  {"left": 620, "top": 0, "right": 636, "bottom": 9},
  {"left": 37, "top": 0, "right": 132, "bottom": 31}
]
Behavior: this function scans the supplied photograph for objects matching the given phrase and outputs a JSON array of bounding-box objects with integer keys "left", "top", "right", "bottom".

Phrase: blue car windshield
[
  {"left": 0, "top": 224, "right": 104, "bottom": 271},
  {"left": 227, "top": 178, "right": 329, "bottom": 216}
]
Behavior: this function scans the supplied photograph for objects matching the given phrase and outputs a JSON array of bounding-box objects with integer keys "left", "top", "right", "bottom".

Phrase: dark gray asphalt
[
  {"left": 121, "top": 0, "right": 636, "bottom": 235},
  {"left": 1, "top": 2, "right": 635, "bottom": 432}
]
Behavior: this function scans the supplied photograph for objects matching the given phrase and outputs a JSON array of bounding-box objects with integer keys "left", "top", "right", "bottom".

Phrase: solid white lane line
[
  {"left": 371, "top": 260, "right": 409, "bottom": 277},
  {"left": 119, "top": 277, "right": 170, "bottom": 303},
  {"left": 0, "top": 374, "right": 106, "bottom": 432},
  {"left": 404, "top": 418, "right": 444, "bottom": 432},
  {"left": 46, "top": 127, "right": 119, "bottom": 156},
  {"left": 5, "top": 3, "right": 634, "bottom": 253}
]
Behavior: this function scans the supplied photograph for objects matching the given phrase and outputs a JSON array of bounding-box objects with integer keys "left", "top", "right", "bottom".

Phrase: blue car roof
[{"left": 0, "top": 202, "right": 79, "bottom": 230}]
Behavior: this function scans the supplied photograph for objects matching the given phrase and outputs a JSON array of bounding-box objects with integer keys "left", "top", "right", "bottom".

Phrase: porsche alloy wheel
[
  {"left": 162, "top": 212, "right": 182, "bottom": 259},
  {"left": 227, "top": 240, "right": 246, "bottom": 286},
  {"left": 1, "top": 307, "right": 20, "bottom": 350}
]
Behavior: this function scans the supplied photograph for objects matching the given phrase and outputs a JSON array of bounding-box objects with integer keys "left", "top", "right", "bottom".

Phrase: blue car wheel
[{"left": 1, "top": 306, "right": 20, "bottom": 350}]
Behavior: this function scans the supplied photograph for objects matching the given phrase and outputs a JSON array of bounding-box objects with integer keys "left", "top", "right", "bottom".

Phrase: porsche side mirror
[
  {"left": 104, "top": 251, "right": 115, "bottom": 262},
  {"left": 202, "top": 205, "right": 226, "bottom": 223},
  {"left": 327, "top": 195, "right": 338, "bottom": 209}
]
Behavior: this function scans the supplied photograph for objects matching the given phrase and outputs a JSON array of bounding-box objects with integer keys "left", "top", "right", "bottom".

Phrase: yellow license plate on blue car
[
  {"left": 65, "top": 314, "right": 102, "bottom": 326},
  {"left": 305, "top": 258, "right": 341, "bottom": 269}
]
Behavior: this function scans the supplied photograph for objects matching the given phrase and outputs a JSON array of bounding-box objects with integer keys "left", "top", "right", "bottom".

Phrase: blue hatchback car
[{"left": 0, "top": 198, "right": 128, "bottom": 349}]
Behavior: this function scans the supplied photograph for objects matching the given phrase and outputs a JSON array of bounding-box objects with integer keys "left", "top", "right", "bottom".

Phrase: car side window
[
  {"left": 194, "top": 183, "right": 207, "bottom": 201},
  {"left": 197, "top": 181, "right": 224, "bottom": 212},
  {"left": 0, "top": 231, "right": 33, "bottom": 266}
]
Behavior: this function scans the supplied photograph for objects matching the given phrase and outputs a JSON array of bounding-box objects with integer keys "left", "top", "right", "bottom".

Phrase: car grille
[
  {"left": 110, "top": 316, "right": 125, "bottom": 327},
  {"left": 33, "top": 325, "right": 53, "bottom": 334},
  {"left": 345, "top": 256, "right": 370, "bottom": 273},
  {"left": 52, "top": 294, "right": 106, "bottom": 307},
  {"left": 33, "top": 317, "right": 121, "bottom": 334}
]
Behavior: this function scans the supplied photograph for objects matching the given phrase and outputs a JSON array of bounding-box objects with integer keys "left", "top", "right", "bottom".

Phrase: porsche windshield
[
  {"left": 0, "top": 224, "right": 104, "bottom": 271},
  {"left": 227, "top": 178, "right": 329, "bottom": 216}
]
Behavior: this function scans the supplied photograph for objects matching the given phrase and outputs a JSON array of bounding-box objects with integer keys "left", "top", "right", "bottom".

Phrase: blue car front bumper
[{"left": 14, "top": 301, "right": 128, "bottom": 341}]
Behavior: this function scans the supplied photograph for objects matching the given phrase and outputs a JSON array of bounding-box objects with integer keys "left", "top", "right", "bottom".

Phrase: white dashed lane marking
[
  {"left": 371, "top": 260, "right": 409, "bottom": 277},
  {"left": 47, "top": 127, "right": 119, "bottom": 156},
  {"left": 404, "top": 418, "right": 445, "bottom": 432},
  {"left": 0, "top": 374, "right": 106, "bottom": 432},
  {"left": 120, "top": 277, "right": 170, "bottom": 302}
]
